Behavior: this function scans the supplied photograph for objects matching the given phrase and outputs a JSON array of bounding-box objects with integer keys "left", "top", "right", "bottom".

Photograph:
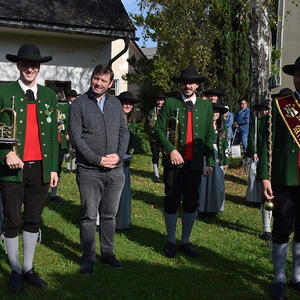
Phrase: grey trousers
[{"left": 76, "top": 166, "right": 125, "bottom": 260}]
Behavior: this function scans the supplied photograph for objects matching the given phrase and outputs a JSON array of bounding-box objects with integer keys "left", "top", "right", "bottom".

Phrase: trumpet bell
[{"left": 264, "top": 200, "right": 274, "bottom": 211}]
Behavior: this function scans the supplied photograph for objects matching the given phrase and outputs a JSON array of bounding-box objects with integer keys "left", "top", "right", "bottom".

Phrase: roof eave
[{"left": 0, "top": 20, "right": 135, "bottom": 39}]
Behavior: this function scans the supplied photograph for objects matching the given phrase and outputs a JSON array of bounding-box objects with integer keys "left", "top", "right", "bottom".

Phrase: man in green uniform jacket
[
  {"left": 155, "top": 67, "right": 215, "bottom": 258},
  {"left": 257, "top": 57, "right": 300, "bottom": 300},
  {"left": 0, "top": 44, "right": 58, "bottom": 293}
]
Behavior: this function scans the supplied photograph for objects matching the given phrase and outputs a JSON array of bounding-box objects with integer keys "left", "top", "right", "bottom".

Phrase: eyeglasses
[{"left": 240, "top": 102, "right": 247, "bottom": 105}]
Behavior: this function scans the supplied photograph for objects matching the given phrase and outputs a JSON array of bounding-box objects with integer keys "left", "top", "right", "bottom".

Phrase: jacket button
[
  {"left": 291, "top": 149, "right": 295, "bottom": 153},
  {"left": 44, "top": 154, "right": 47, "bottom": 157}
]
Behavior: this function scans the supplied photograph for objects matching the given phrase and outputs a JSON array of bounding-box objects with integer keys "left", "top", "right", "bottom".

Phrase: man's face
[
  {"left": 180, "top": 80, "right": 199, "bottom": 98},
  {"left": 17, "top": 61, "right": 40, "bottom": 86},
  {"left": 293, "top": 70, "right": 300, "bottom": 92},
  {"left": 91, "top": 72, "right": 113, "bottom": 98},
  {"left": 208, "top": 94, "right": 218, "bottom": 103},
  {"left": 240, "top": 100, "right": 247, "bottom": 109},
  {"left": 156, "top": 99, "right": 165, "bottom": 108}
]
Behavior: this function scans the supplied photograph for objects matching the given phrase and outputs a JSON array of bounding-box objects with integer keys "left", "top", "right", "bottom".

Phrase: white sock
[
  {"left": 261, "top": 205, "right": 272, "bottom": 232},
  {"left": 291, "top": 240, "right": 300, "bottom": 283},
  {"left": 153, "top": 164, "right": 159, "bottom": 178},
  {"left": 5, "top": 236, "right": 21, "bottom": 274},
  {"left": 22, "top": 231, "right": 38, "bottom": 273},
  {"left": 164, "top": 211, "right": 177, "bottom": 243},
  {"left": 181, "top": 211, "right": 196, "bottom": 245},
  {"left": 273, "top": 242, "right": 289, "bottom": 283},
  {"left": 65, "top": 153, "right": 70, "bottom": 170}
]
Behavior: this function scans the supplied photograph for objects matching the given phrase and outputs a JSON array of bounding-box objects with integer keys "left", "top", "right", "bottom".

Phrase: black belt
[{"left": 24, "top": 160, "right": 41, "bottom": 165}]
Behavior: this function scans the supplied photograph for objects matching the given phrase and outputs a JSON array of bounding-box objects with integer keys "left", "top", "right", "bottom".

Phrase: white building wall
[
  {"left": 0, "top": 31, "right": 112, "bottom": 94},
  {"left": 274, "top": 0, "right": 300, "bottom": 93}
]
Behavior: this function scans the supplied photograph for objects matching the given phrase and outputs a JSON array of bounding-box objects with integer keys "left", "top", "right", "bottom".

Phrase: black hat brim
[
  {"left": 171, "top": 75, "right": 207, "bottom": 83},
  {"left": 117, "top": 96, "right": 142, "bottom": 104},
  {"left": 212, "top": 103, "right": 228, "bottom": 114},
  {"left": 203, "top": 89, "right": 223, "bottom": 97},
  {"left": 6, "top": 54, "right": 53, "bottom": 63},
  {"left": 282, "top": 65, "right": 300, "bottom": 76}
]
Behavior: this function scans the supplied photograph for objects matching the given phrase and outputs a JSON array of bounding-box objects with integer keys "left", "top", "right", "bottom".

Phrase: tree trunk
[{"left": 249, "top": 0, "right": 272, "bottom": 106}]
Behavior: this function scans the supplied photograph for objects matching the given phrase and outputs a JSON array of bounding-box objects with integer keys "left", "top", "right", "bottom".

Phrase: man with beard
[{"left": 155, "top": 67, "right": 215, "bottom": 258}]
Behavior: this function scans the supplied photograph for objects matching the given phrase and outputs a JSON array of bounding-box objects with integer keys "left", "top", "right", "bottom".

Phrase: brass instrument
[
  {"left": 264, "top": 199, "right": 274, "bottom": 211},
  {"left": 0, "top": 96, "right": 18, "bottom": 154},
  {"left": 166, "top": 108, "right": 179, "bottom": 150},
  {"left": 147, "top": 109, "right": 157, "bottom": 129}
]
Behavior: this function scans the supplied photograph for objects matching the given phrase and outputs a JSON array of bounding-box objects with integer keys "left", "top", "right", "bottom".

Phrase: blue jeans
[
  {"left": 76, "top": 166, "right": 125, "bottom": 260},
  {"left": 235, "top": 132, "right": 248, "bottom": 152}
]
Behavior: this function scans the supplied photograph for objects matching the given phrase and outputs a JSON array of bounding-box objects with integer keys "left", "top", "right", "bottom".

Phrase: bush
[{"left": 133, "top": 122, "right": 150, "bottom": 154}]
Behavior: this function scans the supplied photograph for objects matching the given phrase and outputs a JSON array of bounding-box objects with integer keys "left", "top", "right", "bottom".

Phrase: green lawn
[{"left": 0, "top": 155, "right": 297, "bottom": 299}]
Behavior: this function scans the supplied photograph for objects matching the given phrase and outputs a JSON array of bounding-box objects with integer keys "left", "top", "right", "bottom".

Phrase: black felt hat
[
  {"left": 203, "top": 89, "right": 223, "bottom": 97},
  {"left": 171, "top": 67, "right": 206, "bottom": 83},
  {"left": 212, "top": 102, "right": 228, "bottom": 114},
  {"left": 154, "top": 92, "right": 167, "bottom": 100},
  {"left": 282, "top": 57, "right": 300, "bottom": 76},
  {"left": 117, "top": 91, "right": 142, "bottom": 104},
  {"left": 68, "top": 90, "right": 81, "bottom": 97},
  {"left": 6, "top": 43, "right": 52, "bottom": 63}
]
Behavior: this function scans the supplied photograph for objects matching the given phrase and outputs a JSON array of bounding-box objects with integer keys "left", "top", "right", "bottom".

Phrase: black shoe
[
  {"left": 164, "top": 241, "right": 176, "bottom": 258},
  {"left": 72, "top": 169, "right": 77, "bottom": 174},
  {"left": 152, "top": 176, "right": 161, "bottom": 183},
  {"left": 23, "top": 268, "right": 47, "bottom": 288},
  {"left": 179, "top": 243, "right": 199, "bottom": 257},
  {"left": 80, "top": 258, "right": 94, "bottom": 275},
  {"left": 8, "top": 271, "right": 23, "bottom": 293},
  {"left": 64, "top": 170, "right": 71, "bottom": 174},
  {"left": 261, "top": 232, "right": 272, "bottom": 241},
  {"left": 289, "top": 280, "right": 300, "bottom": 292},
  {"left": 50, "top": 195, "right": 65, "bottom": 202},
  {"left": 102, "top": 254, "right": 124, "bottom": 269},
  {"left": 271, "top": 282, "right": 287, "bottom": 300}
]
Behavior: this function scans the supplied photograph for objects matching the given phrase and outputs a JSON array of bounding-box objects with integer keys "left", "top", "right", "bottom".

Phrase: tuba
[
  {"left": 0, "top": 96, "right": 18, "bottom": 154},
  {"left": 166, "top": 108, "right": 179, "bottom": 150}
]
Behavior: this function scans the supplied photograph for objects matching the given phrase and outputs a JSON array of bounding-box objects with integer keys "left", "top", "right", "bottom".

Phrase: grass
[{"left": 0, "top": 154, "right": 298, "bottom": 299}]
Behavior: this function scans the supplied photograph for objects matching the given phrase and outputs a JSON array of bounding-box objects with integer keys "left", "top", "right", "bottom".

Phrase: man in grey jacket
[{"left": 69, "top": 65, "right": 129, "bottom": 274}]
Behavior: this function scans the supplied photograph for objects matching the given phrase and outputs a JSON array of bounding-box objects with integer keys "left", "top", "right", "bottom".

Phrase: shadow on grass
[
  {"left": 0, "top": 225, "right": 274, "bottom": 300},
  {"left": 131, "top": 188, "right": 164, "bottom": 208},
  {"left": 130, "top": 168, "right": 155, "bottom": 179},
  {"left": 40, "top": 224, "right": 81, "bottom": 264},
  {"left": 225, "top": 173, "right": 248, "bottom": 186}
]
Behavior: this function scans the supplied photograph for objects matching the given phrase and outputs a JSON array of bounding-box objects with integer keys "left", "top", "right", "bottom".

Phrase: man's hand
[
  {"left": 253, "top": 154, "right": 258, "bottom": 161},
  {"left": 100, "top": 153, "right": 119, "bottom": 169},
  {"left": 261, "top": 179, "right": 274, "bottom": 200},
  {"left": 203, "top": 166, "right": 213, "bottom": 177},
  {"left": 169, "top": 149, "right": 184, "bottom": 165},
  {"left": 6, "top": 151, "right": 24, "bottom": 169},
  {"left": 50, "top": 172, "right": 59, "bottom": 187}
]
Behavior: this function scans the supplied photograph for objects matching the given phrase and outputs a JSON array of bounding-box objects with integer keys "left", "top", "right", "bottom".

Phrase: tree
[{"left": 249, "top": 0, "right": 272, "bottom": 106}]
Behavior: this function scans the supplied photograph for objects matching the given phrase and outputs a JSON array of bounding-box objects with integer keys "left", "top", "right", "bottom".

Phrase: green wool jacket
[
  {"left": 257, "top": 93, "right": 300, "bottom": 186},
  {"left": 216, "top": 133, "right": 230, "bottom": 166},
  {"left": 57, "top": 102, "right": 70, "bottom": 149},
  {"left": 154, "top": 96, "right": 215, "bottom": 170},
  {"left": 247, "top": 116, "right": 266, "bottom": 157},
  {"left": 0, "top": 81, "right": 59, "bottom": 183}
]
